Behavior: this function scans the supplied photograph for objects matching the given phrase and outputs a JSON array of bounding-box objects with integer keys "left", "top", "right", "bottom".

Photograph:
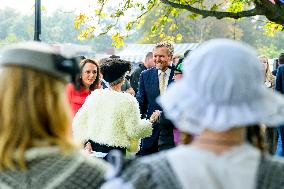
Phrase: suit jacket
[
  {"left": 136, "top": 68, "right": 174, "bottom": 118},
  {"left": 136, "top": 67, "right": 174, "bottom": 155},
  {"left": 130, "top": 64, "right": 147, "bottom": 93},
  {"left": 276, "top": 65, "right": 284, "bottom": 93}
]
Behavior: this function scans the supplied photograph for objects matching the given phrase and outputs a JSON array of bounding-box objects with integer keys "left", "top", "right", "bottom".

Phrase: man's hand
[
  {"left": 149, "top": 110, "right": 161, "bottom": 123},
  {"left": 84, "top": 142, "right": 93, "bottom": 154}
]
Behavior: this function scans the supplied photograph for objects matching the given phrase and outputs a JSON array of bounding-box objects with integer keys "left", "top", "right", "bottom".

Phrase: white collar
[
  {"left": 101, "top": 79, "right": 110, "bottom": 88},
  {"left": 158, "top": 66, "right": 172, "bottom": 76}
]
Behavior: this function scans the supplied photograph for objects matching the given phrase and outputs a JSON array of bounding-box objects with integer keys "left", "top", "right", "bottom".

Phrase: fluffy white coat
[{"left": 72, "top": 89, "right": 152, "bottom": 152}]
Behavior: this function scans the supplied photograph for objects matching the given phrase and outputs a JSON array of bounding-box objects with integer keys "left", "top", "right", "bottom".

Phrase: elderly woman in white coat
[
  {"left": 101, "top": 39, "right": 284, "bottom": 189},
  {"left": 73, "top": 58, "right": 154, "bottom": 159}
]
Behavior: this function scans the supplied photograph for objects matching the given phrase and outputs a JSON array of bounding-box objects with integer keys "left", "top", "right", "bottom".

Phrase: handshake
[{"left": 149, "top": 110, "right": 162, "bottom": 123}]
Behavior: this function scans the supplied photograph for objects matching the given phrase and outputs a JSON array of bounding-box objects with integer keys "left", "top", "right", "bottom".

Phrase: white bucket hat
[{"left": 159, "top": 39, "right": 284, "bottom": 134}]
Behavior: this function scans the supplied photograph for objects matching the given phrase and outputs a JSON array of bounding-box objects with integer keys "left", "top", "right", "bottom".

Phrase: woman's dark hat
[{"left": 100, "top": 58, "right": 131, "bottom": 83}]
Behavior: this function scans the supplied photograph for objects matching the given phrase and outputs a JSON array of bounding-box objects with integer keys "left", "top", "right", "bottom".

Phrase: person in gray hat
[
  {"left": 0, "top": 41, "right": 109, "bottom": 189},
  {"left": 101, "top": 39, "right": 284, "bottom": 189}
]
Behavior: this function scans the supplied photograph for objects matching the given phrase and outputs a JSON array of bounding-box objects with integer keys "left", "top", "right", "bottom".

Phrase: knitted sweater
[
  {"left": 72, "top": 89, "right": 152, "bottom": 152},
  {"left": 0, "top": 147, "right": 109, "bottom": 189}
]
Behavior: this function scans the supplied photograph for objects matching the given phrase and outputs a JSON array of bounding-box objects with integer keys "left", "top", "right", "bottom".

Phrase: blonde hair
[
  {"left": 258, "top": 55, "right": 275, "bottom": 82},
  {"left": 154, "top": 41, "right": 174, "bottom": 57},
  {"left": 0, "top": 66, "right": 74, "bottom": 170}
]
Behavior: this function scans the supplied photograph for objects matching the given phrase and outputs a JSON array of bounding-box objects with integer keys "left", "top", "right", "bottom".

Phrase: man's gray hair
[{"left": 154, "top": 41, "right": 174, "bottom": 56}]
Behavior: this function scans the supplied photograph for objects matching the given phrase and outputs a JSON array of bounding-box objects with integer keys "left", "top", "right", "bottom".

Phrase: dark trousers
[
  {"left": 137, "top": 122, "right": 161, "bottom": 156},
  {"left": 87, "top": 140, "right": 126, "bottom": 160},
  {"left": 265, "top": 128, "right": 278, "bottom": 154},
  {"left": 137, "top": 138, "right": 159, "bottom": 156},
  {"left": 158, "top": 113, "right": 175, "bottom": 151}
]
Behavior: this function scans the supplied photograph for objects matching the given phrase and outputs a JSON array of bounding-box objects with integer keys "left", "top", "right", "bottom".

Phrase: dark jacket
[
  {"left": 130, "top": 64, "right": 147, "bottom": 93},
  {"left": 136, "top": 68, "right": 174, "bottom": 119},
  {"left": 275, "top": 65, "right": 284, "bottom": 93},
  {"left": 272, "top": 69, "right": 277, "bottom": 76},
  {"left": 275, "top": 64, "right": 284, "bottom": 155},
  {"left": 136, "top": 68, "right": 174, "bottom": 155}
]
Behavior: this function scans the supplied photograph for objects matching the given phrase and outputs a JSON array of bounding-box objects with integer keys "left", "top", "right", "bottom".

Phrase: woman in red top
[{"left": 66, "top": 58, "right": 101, "bottom": 116}]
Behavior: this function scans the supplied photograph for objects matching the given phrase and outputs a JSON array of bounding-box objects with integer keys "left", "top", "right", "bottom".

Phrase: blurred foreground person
[
  {"left": 101, "top": 39, "right": 284, "bottom": 189},
  {"left": 0, "top": 42, "right": 108, "bottom": 189}
]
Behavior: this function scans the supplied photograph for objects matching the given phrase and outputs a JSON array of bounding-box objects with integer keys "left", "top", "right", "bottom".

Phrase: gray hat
[
  {"left": 0, "top": 41, "right": 79, "bottom": 83},
  {"left": 159, "top": 39, "right": 284, "bottom": 134}
]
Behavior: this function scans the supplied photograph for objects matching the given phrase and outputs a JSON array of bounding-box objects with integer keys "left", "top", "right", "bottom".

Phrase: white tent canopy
[{"left": 117, "top": 43, "right": 199, "bottom": 63}]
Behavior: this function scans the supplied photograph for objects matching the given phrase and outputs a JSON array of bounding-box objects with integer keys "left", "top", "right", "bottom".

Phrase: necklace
[{"left": 195, "top": 138, "right": 244, "bottom": 146}]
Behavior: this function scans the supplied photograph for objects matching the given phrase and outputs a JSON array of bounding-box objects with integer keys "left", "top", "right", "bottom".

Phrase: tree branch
[
  {"left": 161, "top": 0, "right": 260, "bottom": 19},
  {"left": 97, "top": 0, "right": 107, "bottom": 24}
]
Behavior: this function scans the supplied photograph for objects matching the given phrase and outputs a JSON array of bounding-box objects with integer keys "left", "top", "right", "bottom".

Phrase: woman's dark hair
[
  {"left": 76, "top": 59, "right": 100, "bottom": 91},
  {"left": 183, "top": 49, "right": 191, "bottom": 58},
  {"left": 246, "top": 125, "right": 267, "bottom": 152},
  {"left": 99, "top": 58, "right": 131, "bottom": 84},
  {"left": 177, "top": 57, "right": 184, "bottom": 65}
]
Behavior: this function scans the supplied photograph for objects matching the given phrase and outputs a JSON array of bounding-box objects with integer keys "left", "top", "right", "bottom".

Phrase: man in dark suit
[{"left": 136, "top": 41, "right": 175, "bottom": 155}]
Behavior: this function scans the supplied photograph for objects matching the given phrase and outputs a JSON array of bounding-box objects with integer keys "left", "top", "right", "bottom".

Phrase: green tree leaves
[{"left": 75, "top": 0, "right": 284, "bottom": 48}]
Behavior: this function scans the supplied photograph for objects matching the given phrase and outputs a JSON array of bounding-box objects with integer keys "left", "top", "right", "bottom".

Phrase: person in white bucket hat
[{"left": 101, "top": 39, "right": 284, "bottom": 189}]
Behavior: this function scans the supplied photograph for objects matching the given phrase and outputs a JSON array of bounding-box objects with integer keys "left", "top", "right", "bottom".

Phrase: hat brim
[{"left": 159, "top": 79, "right": 284, "bottom": 134}]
